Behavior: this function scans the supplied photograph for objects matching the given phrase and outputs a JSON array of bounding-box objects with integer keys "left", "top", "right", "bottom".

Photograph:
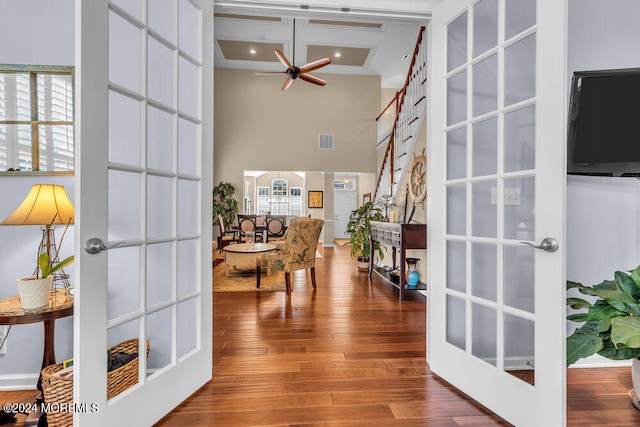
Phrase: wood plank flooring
[{"left": 1, "top": 243, "right": 638, "bottom": 425}]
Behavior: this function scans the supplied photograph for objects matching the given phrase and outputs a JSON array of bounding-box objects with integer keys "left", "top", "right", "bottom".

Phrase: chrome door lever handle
[
  {"left": 520, "top": 237, "right": 559, "bottom": 253},
  {"left": 84, "top": 238, "right": 126, "bottom": 255}
]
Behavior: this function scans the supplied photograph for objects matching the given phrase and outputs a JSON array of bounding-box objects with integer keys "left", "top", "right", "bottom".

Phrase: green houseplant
[
  {"left": 566, "top": 264, "right": 640, "bottom": 398},
  {"left": 346, "top": 201, "right": 384, "bottom": 271},
  {"left": 212, "top": 182, "right": 239, "bottom": 232},
  {"left": 18, "top": 251, "right": 74, "bottom": 310}
]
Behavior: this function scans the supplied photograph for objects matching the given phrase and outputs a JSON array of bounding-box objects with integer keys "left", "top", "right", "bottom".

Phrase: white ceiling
[{"left": 213, "top": 8, "right": 427, "bottom": 88}]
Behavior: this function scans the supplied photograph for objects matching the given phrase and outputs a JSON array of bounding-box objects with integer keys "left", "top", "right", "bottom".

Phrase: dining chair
[
  {"left": 258, "top": 217, "right": 324, "bottom": 296},
  {"left": 238, "top": 215, "right": 264, "bottom": 242},
  {"left": 217, "top": 214, "right": 241, "bottom": 252},
  {"left": 265, "top": 215, "right": 287, "bottom": 242}
]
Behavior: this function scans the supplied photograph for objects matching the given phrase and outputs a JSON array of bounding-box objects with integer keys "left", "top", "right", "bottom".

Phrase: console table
[{"left": 368, "top": 221, "right": 427, "bottom": 301}]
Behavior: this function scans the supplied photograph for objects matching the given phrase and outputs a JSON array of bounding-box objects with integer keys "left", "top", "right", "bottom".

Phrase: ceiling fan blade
[
  {"left": 282, "top": 76, "right": 295, "bottom": 91},
  {"left": 299, "top": 73, "right": 327, "bottom": 86},
  {"left": 299, "top": 57, "right": 331, "bottom": 74},
  {"left": 274, "top": 50, "right": 293, "bottom": 69},
  {"left": 252, "top": 71, "right": 286, "bottom": 75}
]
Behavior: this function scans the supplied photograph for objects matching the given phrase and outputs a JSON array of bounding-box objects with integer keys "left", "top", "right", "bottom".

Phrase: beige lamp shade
[{"left": 1, "top": 184, "right": 75, "bottom": 225}]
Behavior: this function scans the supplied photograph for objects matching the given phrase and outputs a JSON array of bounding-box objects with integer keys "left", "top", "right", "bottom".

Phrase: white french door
[
  {"left": 427, "top": 0, "right": 567, "bottom": 425},
  {"left": 334, "top": 191, "right": 357, "bottom": 239},
  {"left": 74, "top": 0, "right": 213, "bottom": 425}
]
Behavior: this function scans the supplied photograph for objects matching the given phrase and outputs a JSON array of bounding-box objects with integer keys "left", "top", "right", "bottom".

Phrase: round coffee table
[{"left": 222, "top": 243, "right": 277, "bottom": 285}]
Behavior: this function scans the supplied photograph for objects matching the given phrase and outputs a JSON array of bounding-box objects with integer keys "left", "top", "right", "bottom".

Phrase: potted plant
[
  {"left": 17, "top": 252, "right": 74, "bottom": 310},
  {"left": 346, "top": 201, "right": 384, "bottom": 271},
  {"left": 566, "top": 264, "right": 640, "bottom": 400},
  {"left": 213, "top": 182, "right": 239, "bottom": 235}
]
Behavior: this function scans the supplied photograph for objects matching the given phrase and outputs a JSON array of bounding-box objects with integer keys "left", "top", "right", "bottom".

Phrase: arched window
[{"left": 272, "top": 179, "right": 287, "bottom": 196}]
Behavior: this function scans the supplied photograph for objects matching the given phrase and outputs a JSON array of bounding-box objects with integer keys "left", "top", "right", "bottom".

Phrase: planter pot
[
  {"left": 630, "top": 358, "right": 640, "bottom": 410},
  {"left": 356, "top": 257, "right": 369, "bottom": 272},
  {"left": 17, "top": 276, "right": 53, "bottom": 310}
]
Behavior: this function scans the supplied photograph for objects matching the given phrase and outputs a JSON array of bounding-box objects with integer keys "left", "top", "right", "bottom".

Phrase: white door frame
[
  {"left": 426, "top": 0, "right": 568, "bottom": 425},
  {"left": 74, "top": 1, "right": 213, "bottom": 425}
]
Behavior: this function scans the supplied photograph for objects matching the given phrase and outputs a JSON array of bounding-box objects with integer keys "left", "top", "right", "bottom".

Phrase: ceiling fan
[{"left": 252, "top": 19, "right": 331, "bottom": 91}]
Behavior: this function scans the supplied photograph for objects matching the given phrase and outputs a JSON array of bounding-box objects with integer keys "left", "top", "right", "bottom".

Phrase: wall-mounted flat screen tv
[{"left": 567, "top": 68, "right": 640, "bottom": 176}]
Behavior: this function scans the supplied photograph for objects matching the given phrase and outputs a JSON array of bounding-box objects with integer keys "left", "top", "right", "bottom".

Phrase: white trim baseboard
[{"left": 0, "top": 374, "right": 38, "bottom": 391}]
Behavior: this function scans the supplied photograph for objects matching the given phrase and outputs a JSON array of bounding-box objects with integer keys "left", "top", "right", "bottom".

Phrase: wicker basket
[{"left": 41, "top": 338, "right": 149, "bottom": 427}]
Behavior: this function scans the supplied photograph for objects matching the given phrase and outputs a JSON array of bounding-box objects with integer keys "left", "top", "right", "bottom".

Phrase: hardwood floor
[{"left": 1, "top": 244, "right": 638, "bottom": 425}]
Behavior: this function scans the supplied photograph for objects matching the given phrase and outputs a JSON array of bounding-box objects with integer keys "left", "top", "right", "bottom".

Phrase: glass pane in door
[
  {"left": 108, "top": 170, "right": 142, "bottom": 241},
  {"left": 472, "top": 117, "right": 497, "bottom": 176},
  {"left": 177, "top": 298, "right": 198, "bottom": 358},
  {"left": 147, "top": 106, "right": 175, "bottom": 172},
  {"left": 503, "top": 176, "right": 535, "bottom": 241},
  {"left": 504, "top": 245, "right": 535, "bottom": 313},
  {"left": 447, "top": 127, "right": 467, "bottom": 180},
  {"left": 107, "top": 246, "right": 141, "bottom": 321},
  {"left": 446, "top": 295, "right": 466, "bottom": 350},
  {"left": 108, "top": 91, "right": 142, "bottom": 166},
  {"left": 473, "top": 0, "right": 498, "bottom": 57},
  {"left": 505, "top": 0, "right": 536, "bottom": 39},
  {"left": 178, "top": 118, "right": 199, "bottom": 176},
  {"left": 146, "top": 307, "right": 173, "bottom": 375},
  {"left": 148, "top": 36, "right": 176, "bottom": 108},
  {"left": 446, "top": 240, "right": 466, "bottom": 292},
  {"left": 472, "top": 54, "right": 498, "bottom": 117},
  {"left": 472, "top": 303, "right": 497, "bottom": 366},
  {"left": 471, "top": 180, "right": 497, "bottom": 238},
  {"left": 447, "top": 70, "right": 467, "bottom": 126},
  {"left": 179, "top": 0, "right": 201, "bottom": 61},
  {"left": 109, "top": 11, "right": 142, "bottom": 94},
  {"left": 147, "top": 175, "right": 174, "bottom": 239},
  {"left": 148, "top": 0, "right": 176, "bottom": 43},
  {"left": 471, "top": 243, "right": 497, "bottom": 301},
  {"left": 146, "top": 242, "right": 173, "bottom": 307},
  {"left": 179, "top": 57, "right": 200, "bottom": 118},
  {"left": 504, "top": 106, "right": 535, "bottom": 172},
  {"left": 505, "top": 34, "right": 536, "bottom": 106},
  {"left": 447, "top": 184, "right": 467, "bottom": 236},
  {"left": 504, "top": 313, "right": 535, "bottom": 385},
  {"left": 447, "top": 12, "right": 468, "bottom": 72}
]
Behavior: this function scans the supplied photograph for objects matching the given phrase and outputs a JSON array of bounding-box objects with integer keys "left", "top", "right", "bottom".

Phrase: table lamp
[{"left": 1, "top": 184, "right": 75, "bottom": 289}]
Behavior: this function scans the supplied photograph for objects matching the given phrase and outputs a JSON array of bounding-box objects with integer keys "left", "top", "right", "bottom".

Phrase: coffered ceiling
[{"left": 213, "top": 11, "right": 426, "bottom": 88}]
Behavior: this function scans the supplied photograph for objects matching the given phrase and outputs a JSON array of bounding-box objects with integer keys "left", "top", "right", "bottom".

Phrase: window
[
  {"left": 0, "top": 65, "right": 74, "bottom": 173},
  {"left": 290, "top": 187, "right": 302, "bottom": 217},
  {"left": 256, "top": 186, "right": 270, "bottom": 214},
  {"left": 334, "top": 177, "right": 356, "bottom": 190},
  {"left": 272, "top": 179, "right": 287, "bottom": 196}
]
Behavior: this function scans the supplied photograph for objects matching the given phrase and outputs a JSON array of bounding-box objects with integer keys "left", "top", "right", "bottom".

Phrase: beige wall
[{"left": 214, "top": 69, "right": 381, "bottom": 191}]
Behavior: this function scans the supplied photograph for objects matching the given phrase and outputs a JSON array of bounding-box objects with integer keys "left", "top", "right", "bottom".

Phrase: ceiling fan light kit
[{"left": 252, "top": 18, "right": 331, "bottom": 90}]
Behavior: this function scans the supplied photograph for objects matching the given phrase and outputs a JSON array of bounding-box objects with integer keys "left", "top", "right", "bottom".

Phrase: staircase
[{"left": 374, "top": 27, "right": 427, "bottom": 202}]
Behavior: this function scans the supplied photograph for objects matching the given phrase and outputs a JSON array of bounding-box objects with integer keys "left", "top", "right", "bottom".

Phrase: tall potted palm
[
  {"left": 346, "top": 201, "right": 384, "bottom": 271},
  {"left": 212, "top": 182, "right": 239, "bottom": 233}
]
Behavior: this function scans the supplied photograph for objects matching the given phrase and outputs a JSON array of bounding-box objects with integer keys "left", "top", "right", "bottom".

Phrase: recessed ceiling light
[
  {"left": 249, "top": 49, "right": 257, "bottom": 55},
  {"left": 334, "top": 52, "right": 341, "bottom": 58}
]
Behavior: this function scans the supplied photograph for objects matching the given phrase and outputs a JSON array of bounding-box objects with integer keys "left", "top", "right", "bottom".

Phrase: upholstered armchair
[{"left": 258, "top": 217, "right": 324, "bottom": 296}]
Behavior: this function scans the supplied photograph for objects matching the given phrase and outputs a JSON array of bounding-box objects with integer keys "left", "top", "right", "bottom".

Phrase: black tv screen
[{"left": 567, "top": 68, "right": 640, "bottom": 176}]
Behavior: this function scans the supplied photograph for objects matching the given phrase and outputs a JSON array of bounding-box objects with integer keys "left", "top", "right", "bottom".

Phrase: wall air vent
[{"left": 318, "top": 134, "right": 334, "bottom": 150}]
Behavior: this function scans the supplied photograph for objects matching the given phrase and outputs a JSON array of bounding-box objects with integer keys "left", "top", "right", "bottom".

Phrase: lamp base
[{"left": 38, "top": 226, "right": 71, "bottom": 290}]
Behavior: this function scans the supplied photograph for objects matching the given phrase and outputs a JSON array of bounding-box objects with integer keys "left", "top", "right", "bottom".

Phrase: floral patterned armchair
[{"left": 258, "top": 217, "right": 324, "bottom": 296}]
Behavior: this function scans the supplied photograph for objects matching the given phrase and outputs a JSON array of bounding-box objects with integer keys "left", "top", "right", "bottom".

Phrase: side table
[{"left": 0, "top": 288, "right": 73, "bottom": 426}]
